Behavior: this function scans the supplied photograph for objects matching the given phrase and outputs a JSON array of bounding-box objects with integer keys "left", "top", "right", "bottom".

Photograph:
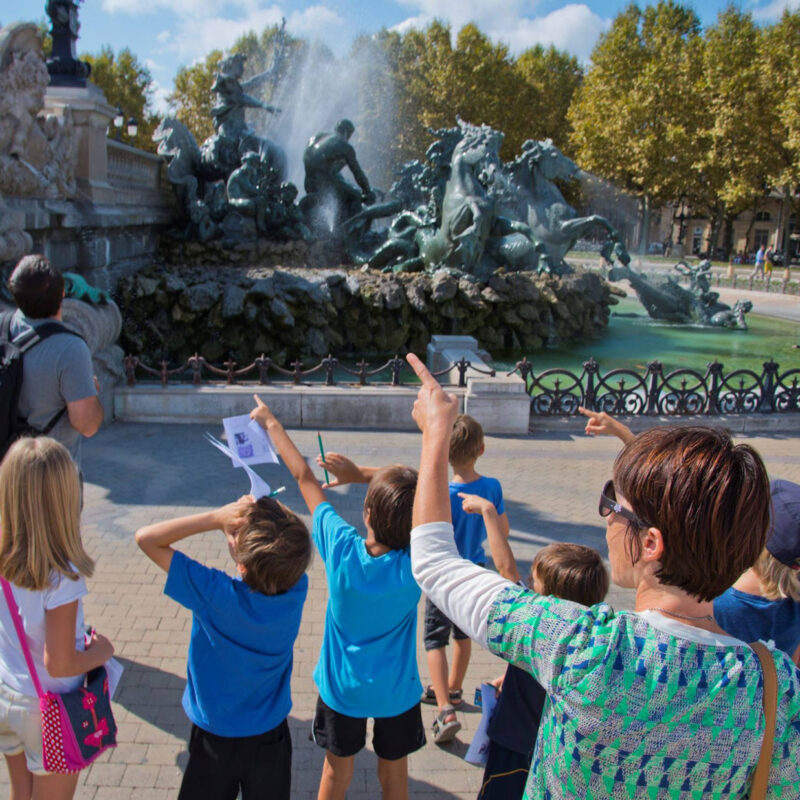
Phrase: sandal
[
  {"left": 432, "top": 704, "right": 461, "bottom": 744},
  {"left": 421, "top": 685, "right": 463, "bottom": 705}
]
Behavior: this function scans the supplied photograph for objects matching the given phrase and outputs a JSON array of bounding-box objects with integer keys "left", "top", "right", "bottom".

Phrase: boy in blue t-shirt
[
  {"left": 249, "top": 396, "right": 425, "bottom": 800},
  {"left": 135, "top": 493, "right": 311, "bottom": 800},
  {"left": 422, "top": 414, "right": 509, "bottom": 743}
]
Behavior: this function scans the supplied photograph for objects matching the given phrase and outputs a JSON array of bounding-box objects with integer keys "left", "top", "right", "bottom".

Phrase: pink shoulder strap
[{"left": 0, "top": 577, "right": 44, "bottom": 698}]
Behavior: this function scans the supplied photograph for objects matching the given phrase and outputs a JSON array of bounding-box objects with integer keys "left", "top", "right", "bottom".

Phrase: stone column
[{"left": 44, "top": 83, "right": 116, "bottom": 204}]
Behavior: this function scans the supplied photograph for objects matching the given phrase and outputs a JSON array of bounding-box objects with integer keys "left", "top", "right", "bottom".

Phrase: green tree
[
  {"left": 169, "top": 50, "right": 223, "bottom": 144},
  {"left": 515, "top": 45, "right": 583, "bottom": 152},
  {"left": 761, "top": 10, "right": 800, "bottom": 267},
  {"left": 690, "top": 7, "right": 768, "bottom": 258},
  {"left": 84, "top": 46, "right": 159, "bottom": 152},
  {"left": 568, "top": 1, "right": 703, "bottom": 251}
]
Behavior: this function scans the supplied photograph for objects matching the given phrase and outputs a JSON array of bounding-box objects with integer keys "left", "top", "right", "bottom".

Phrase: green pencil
[{"left": 317, "top": 432, "right": 330, "bottom": 484}]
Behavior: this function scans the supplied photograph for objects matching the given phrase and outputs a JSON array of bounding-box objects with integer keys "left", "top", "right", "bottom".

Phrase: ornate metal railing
[
  {"left": 508, "top": 358, "right": 800, "bottom": 416},
  {"left": 122, "top": 353, "right": 495, "bottom": 389},
  {"left": 121, "top": 352, "right": 800, "bottom": 416}
]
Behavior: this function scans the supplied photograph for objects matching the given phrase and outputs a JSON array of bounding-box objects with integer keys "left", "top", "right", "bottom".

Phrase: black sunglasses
[{"left": 599, "top": 480, "right": 649, "bottom": 529}]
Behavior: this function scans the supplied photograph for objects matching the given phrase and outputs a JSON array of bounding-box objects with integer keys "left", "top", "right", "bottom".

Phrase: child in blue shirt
[
  {"left": 714, "top": 478, "right": 800, "bottom": 664},
  {"left": 422, "top": 414, "right": 509, "bottom": 743},
  {"left": 249, "top": 396, "right": 425, "bottom": 800},
  {"left": 135, "top": 493, "right": 311, "bottom": 800}
]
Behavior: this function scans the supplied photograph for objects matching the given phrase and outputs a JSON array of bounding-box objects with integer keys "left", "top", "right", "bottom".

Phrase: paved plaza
[{"left": 2, "top": 421, "right": 800, "bottom": 798}]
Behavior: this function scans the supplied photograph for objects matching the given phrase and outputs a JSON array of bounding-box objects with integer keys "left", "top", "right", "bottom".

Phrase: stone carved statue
[
  {"left": 0, "top": 198, "right": 33, "bottom": 265},
  {"left": 608, "top": 258, "right": 752, "bottom": 330},
  {"left": 0, "top": 23, "right": 77, "bottom": 198},
  {"left": 300, "top": 119, "right": 375, "bottom": 236}
]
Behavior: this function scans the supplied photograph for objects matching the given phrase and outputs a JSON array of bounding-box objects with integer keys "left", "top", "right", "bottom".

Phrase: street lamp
[
  {"left": 126, "top": 117, "right": 138, "bottom": 139},
  {"left": 113, "top": 107, "right": 124, "bottom": 141}
]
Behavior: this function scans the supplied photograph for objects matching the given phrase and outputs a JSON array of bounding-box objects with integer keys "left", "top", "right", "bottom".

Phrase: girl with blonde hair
[{"left": 0, "top": 437, "right": 114, "bottom": 800}]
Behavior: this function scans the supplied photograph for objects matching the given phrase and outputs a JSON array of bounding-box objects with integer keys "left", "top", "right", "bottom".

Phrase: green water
[{"left": 492, "top": 297, "right": 800, "bottom": 376}]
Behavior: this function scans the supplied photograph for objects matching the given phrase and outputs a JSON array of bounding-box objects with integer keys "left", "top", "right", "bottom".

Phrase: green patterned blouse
[{"left": 486, "top": 584, "right": 800, "bottom": 799}]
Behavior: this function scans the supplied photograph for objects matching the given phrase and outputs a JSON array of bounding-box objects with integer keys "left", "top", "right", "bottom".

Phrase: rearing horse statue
[{"left": 504, "top": 139, "right": 622, "bottom": 274}]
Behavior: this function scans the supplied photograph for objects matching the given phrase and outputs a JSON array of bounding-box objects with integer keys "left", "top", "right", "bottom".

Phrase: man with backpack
[{"left": 2, "top": 255, "right": 103, "bottom": 465}]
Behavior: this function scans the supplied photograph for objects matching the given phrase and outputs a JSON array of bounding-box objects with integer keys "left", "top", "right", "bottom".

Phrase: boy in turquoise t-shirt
[
  {"left": 423, "top": 414, "right": 509, "bottom": 743},
  {"left": 249, "top": 396, "right": 425, "bottom": 800}
]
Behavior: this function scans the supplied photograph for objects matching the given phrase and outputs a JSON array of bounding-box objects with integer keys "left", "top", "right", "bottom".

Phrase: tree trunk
[
  {"left": 742, "top": 198, "right": 759, "bottom": 255},
  {"left": 638, "top": 193, "right": 651, "bottom": 255},
  {"left": 708, "top": 201, "right": 726, "bottom": 261},
  {"left": 781, "top": 184, "right": 792, "bottom": 268},
  {"left": 722, "top": 214, "right": 734, "bottom": 258}
]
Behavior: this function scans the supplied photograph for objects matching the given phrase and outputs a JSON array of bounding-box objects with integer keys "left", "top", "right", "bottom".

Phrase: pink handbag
[{"left": 1, "top": 577, "right": 116, "bottom": 772}]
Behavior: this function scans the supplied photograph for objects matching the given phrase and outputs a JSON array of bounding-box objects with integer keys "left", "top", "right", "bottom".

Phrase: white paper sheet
[
  {"left": 464, "top": 683, "right": 499, "bottom": 765},
  {"left": 221, "top": 414, "right": 279, "bottom": 466},
  {"left": 205, "top": 433, "right": 273, "bottom": 500}
]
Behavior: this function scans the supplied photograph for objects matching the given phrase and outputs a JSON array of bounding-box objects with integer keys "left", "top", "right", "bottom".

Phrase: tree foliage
[
  {"left": 569, "top": 1, "right": 702, "bottom": 218},
  {"left": 84, "top": 46, "right": 159, "bottom": 152}
]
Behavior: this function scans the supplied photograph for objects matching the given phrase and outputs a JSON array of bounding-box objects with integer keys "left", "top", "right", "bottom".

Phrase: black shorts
[
  {"left": 178, "top": 720, "right": 291, "bottom": 800},
  {"left": 423, "top": 596, "right": 469, "bottom": 651},
  {"left": 311, "top": 695, "right": 426, "bottom": 760},
  {"left": 479, "top": 739, "right": 532, "bottom": 799}
]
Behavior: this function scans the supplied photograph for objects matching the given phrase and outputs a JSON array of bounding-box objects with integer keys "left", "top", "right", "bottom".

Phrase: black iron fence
[
  {"left": 509, "top": 358, "right": 800, "bottom": 416},
  {"left": 122, "top": 353, "right": 800, "bottom": 416}
]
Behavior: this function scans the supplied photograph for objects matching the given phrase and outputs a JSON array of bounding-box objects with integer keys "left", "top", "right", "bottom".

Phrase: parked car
[{"left": 647, "top": 243, "right": 664, "bottom": 255}]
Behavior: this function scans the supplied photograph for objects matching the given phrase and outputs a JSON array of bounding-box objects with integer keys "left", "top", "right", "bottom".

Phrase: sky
[{"left": 4, "top": 0, "right": 798, "bottom": 112}]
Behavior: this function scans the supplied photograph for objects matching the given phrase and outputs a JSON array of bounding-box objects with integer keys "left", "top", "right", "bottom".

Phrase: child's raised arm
[
  {"left": 250, "top": 395, "right": 325, "bottom": 514},
  {"left": 135, "top": 498, "right": 250, "bottom": 572},
  {"left": 578, "top": 407, "right": 634, "bottom": 443},
  {"left": 315, "top": 452, "right": 379, "bottom": 488},
  {"left": 458, "top": 493, "right": 520, "bottom": 583}
]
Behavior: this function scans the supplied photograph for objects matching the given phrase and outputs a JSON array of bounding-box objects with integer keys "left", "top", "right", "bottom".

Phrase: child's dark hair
[
  {"left": 532, "top": 543, "right": 609, "bottom": 606},
  {"left": 235, "top": 498, "right": 312, "bottom": 595},
  {"left": 364, "top": 465, "right": 418, "bottom": 550},
  {"left": 449, "top": 414, "right": 484, "bottom": 465}
]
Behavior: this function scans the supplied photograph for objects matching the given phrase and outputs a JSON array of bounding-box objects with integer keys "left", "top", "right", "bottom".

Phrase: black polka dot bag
[{"left": 2, "top": 578, "right": 117, "bottom": 772}]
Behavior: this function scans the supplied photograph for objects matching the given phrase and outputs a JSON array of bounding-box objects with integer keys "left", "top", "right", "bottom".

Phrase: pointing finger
[{"left": 406, "top": 353, "right": 439, "bottom": 388}]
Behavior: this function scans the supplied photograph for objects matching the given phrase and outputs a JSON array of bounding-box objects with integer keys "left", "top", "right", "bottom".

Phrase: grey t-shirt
[{"left": 10, "top": 310, "right": 96, "bottom": 464}]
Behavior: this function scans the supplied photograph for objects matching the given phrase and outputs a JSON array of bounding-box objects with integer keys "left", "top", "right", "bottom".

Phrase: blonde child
[{"left": 0, "top": 437, "right": 114, "bottom": 800}]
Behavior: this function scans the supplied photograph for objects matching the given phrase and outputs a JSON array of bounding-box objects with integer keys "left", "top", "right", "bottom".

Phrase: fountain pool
[{"left": 492, "top": 297, "right": 800, "bottom": 375}]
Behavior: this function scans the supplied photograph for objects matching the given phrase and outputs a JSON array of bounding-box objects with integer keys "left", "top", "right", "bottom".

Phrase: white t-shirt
[{"left": 0, "top": 571, "right": 87, "bottom": 696}]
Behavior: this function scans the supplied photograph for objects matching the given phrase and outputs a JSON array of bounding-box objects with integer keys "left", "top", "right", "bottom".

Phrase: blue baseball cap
[{"left": 767, "top": 480, "right": 800, "bottom": 568}]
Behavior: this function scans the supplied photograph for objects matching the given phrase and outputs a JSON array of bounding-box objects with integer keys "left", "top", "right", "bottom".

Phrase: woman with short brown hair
[{"left": 406, "top": 354, "right": 800, "bottom": 799}]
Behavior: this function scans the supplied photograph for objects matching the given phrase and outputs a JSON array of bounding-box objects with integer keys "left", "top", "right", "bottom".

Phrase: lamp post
[
  {"left": 126, "top": 117, "right": 138, "bottom": 140},
  {"left": 113, "top": 107, "right": 124, "bottom": 141}
]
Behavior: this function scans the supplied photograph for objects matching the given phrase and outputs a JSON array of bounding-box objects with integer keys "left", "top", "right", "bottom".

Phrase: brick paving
[{"left": 3, "top": 421, "right": 800, "bottom": 798}]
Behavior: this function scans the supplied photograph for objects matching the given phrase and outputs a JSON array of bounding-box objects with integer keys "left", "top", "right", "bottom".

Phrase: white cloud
[
  {"left": 751, "top": 0, "right": 800, "bottom": 21},
  {"left": 102, "top": 1, "right": 343, "bottom": 65},
  {"left": 149, "top": 77, "right": 172, "bottom": 115},
  {"left": 392, "top": 0, "right": 609, "bottom": 62}
]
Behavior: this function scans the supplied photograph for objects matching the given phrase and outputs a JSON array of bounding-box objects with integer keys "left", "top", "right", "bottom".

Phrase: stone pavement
[{"left": 3, "top": 422, "right": 800, "bottom": 799}]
